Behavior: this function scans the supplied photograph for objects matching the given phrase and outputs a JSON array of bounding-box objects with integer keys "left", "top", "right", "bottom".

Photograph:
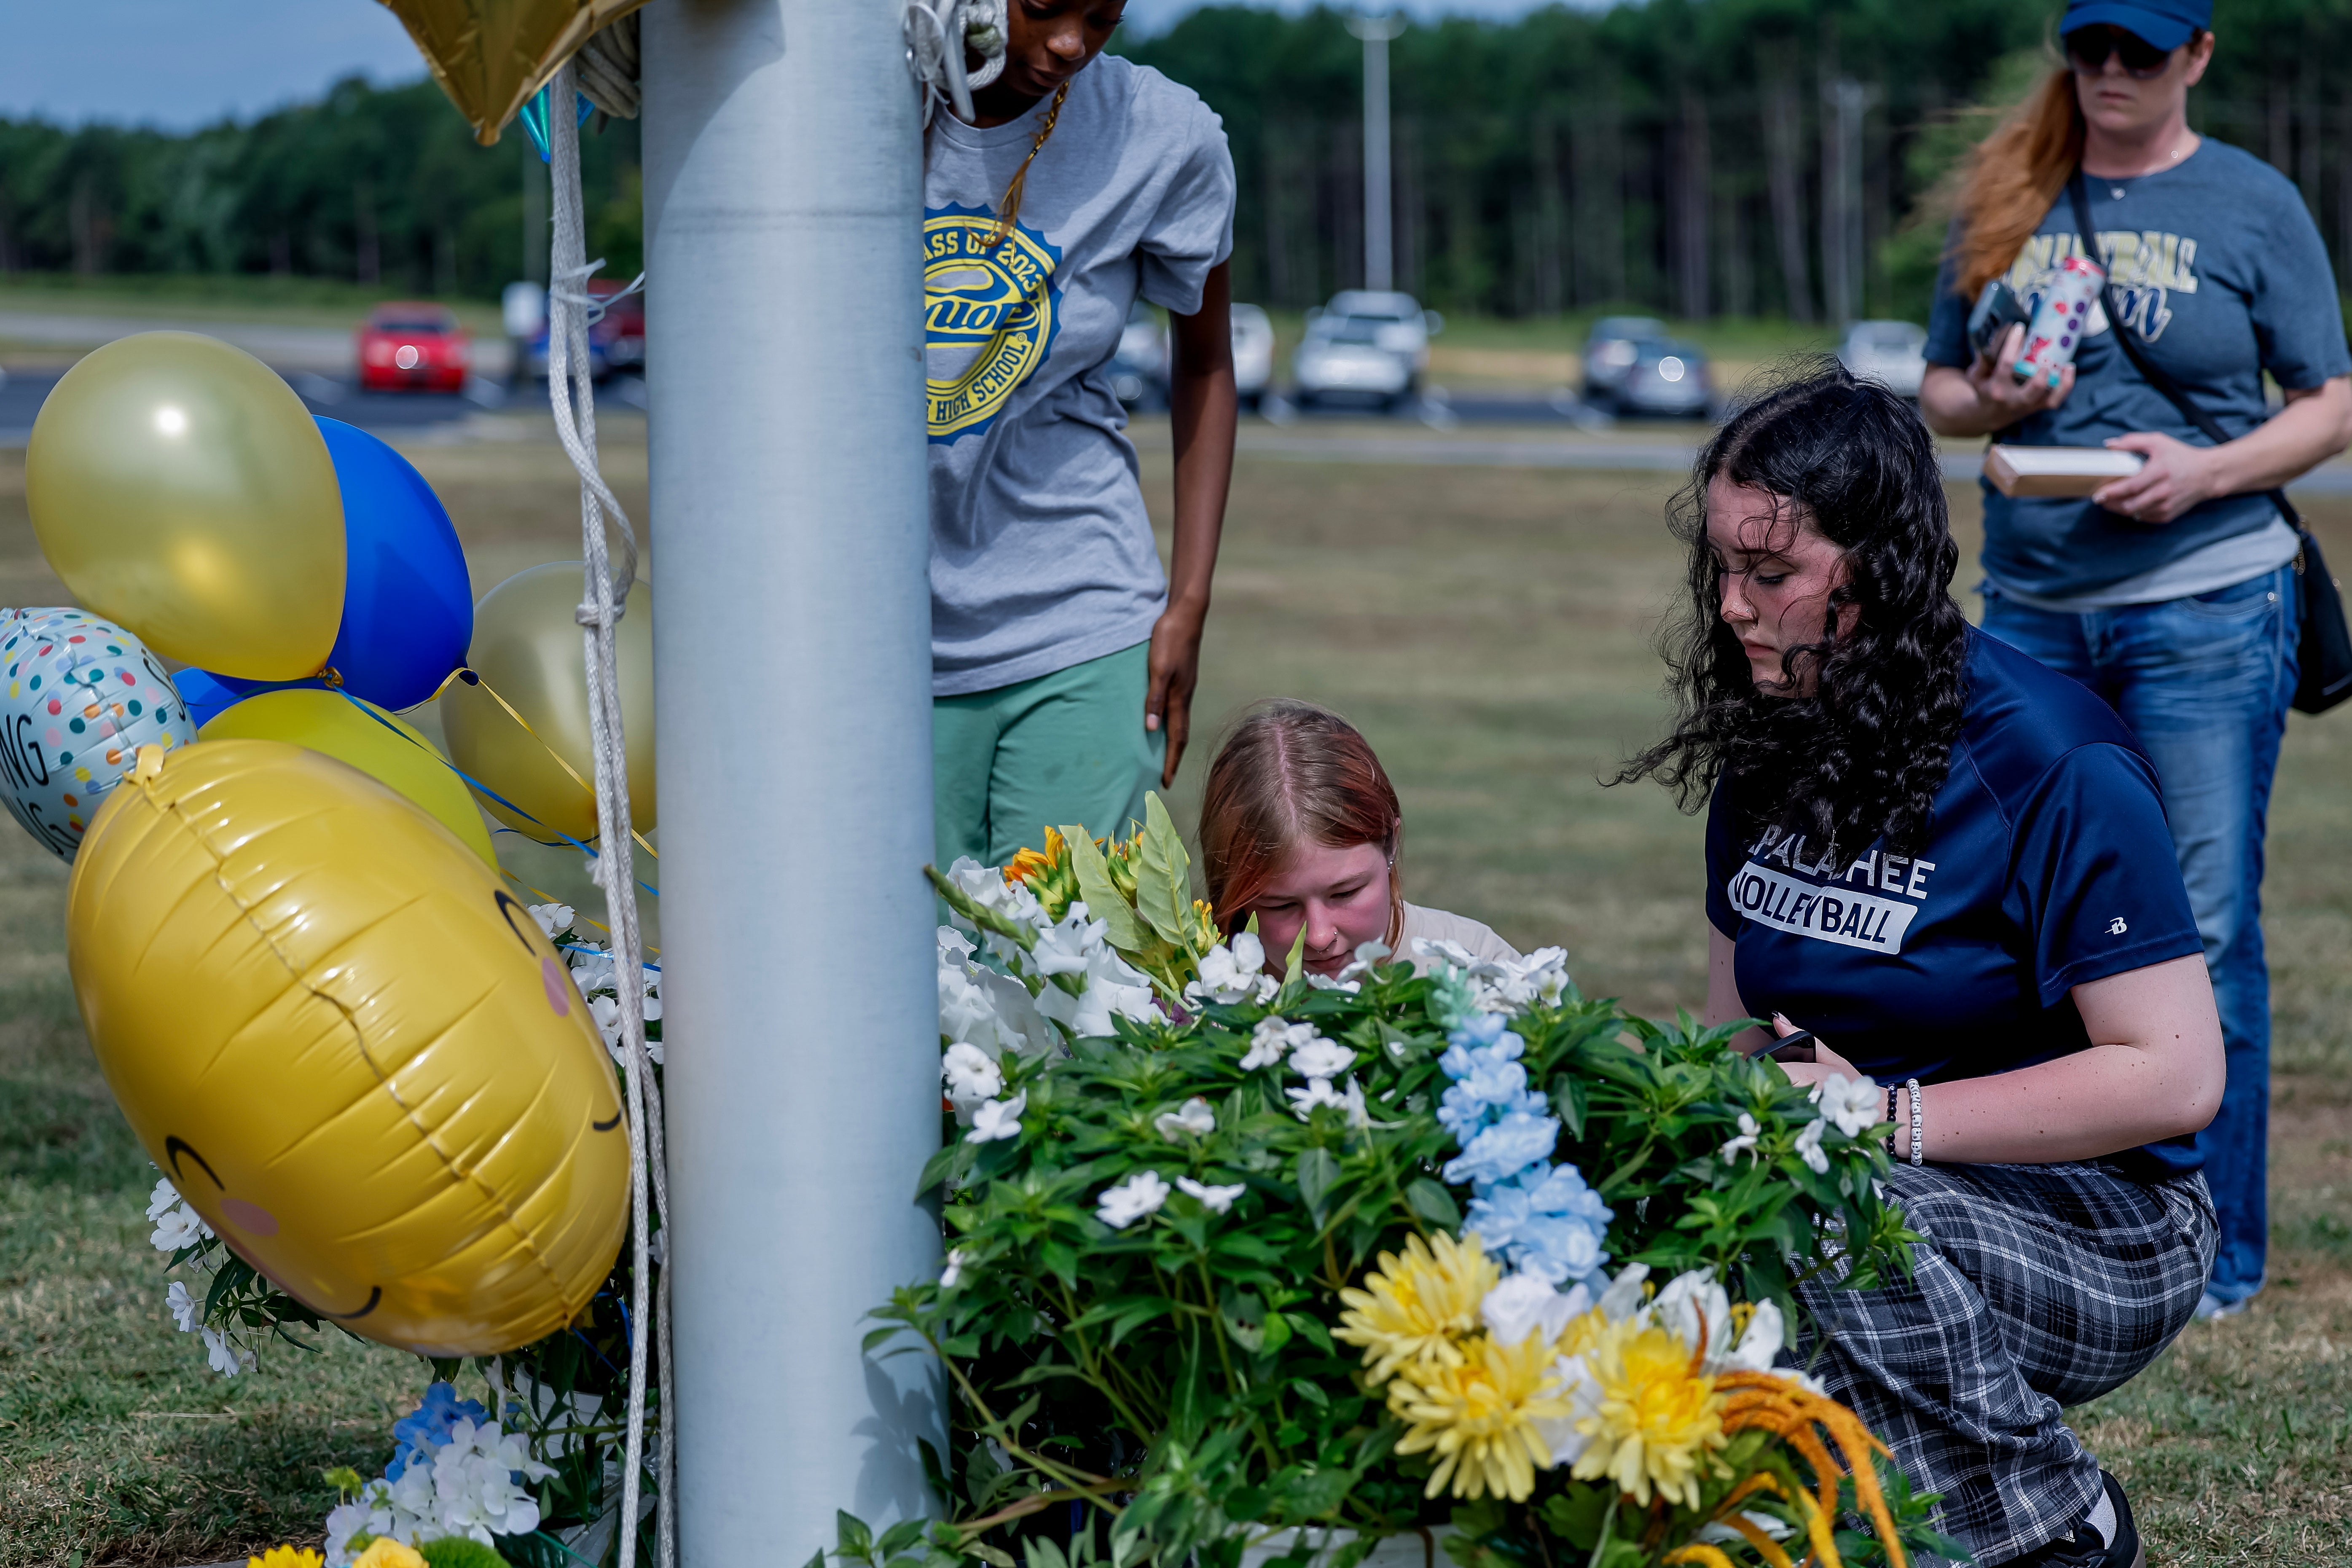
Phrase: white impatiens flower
[
  {"left": 1336, "top": 940, "right": 1393, "bottom": 982},
  {"left": 1187, "top": 933, "right": 1278, "bottom": 1005},
  {"left": 1287, "top": 1036, "right": 1356, "bottom": 1080},
  {"left": 200, "top": 1326, "right": 253, "bottom": 1377},
  {"left": 145, "top": 1176, "right": 181, "bottom": 1225},
  {"left": 942, "top": 1042, "right": 1005, "bottom": 1123},
  {"left": 1174, "top": 1176, "right": 1246, "bottom": 1214},
  {"left": 1481, "top": 1271, "right": 1592, "bottom": 1350},
  {"left": 151, "top": 1199, "right": 212, "bottom": 1253},
  {"left": 166, "top": 1280, "right": 199, "bottom": 1333},
  {"left": 940, "top": 1248, "right": 969, "bottom": 1289},
  {"left": 1719, "top": 1112, "right": 1763, "bottom": 1165},
  {"left": 1793, "top": 1116, "right": 1830, "bottom": 1175},
  {"left": 1096, "top": 1170, "right": 1172, "bottom": 1229},
  {"left": 967, "top": 1092, "right": 1027, "bottom": 1145},
  {"left": 1033, "top": 944, "right": 1159, "bottom": 1040},
  {"left": 1413, "top": 938, "right": 1575, "bottom": 1015},
  {"left": 426, "top": 1418, "right": 556, "bottom": 1544},
  {"left": 1241, "top": 1016, "right": 1311, "bottom": 1071},
  {"left": 1284, "top": 1076, "right": 1375, "bottom": 1127},
  {"left": 1153, "top": 1096, "right": 1217, "bottom": 1141},
  {"left": 1810, "top": 1072, "right": 1884, "bottom": 1139},
  {"left": 527, "top": 902, "right": 575, "bottom": 939},
  {"left": 1030, "top": 903, "right": 1110, "bottom": 976}
]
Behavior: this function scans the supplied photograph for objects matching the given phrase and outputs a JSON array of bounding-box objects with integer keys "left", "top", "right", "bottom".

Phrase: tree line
[{"left": 1, "top": 0, "right": 2345, "bottom": 322}]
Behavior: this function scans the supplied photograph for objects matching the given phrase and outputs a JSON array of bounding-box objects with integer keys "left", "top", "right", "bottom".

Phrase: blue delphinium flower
[
  {"left": 1442, "top": 1109, "right": 1560, "bottom": 1187},
  {"left": 1466, "top": 1163, "right": 1612, "bottom": 1283},
  {"left": 1436, "top": 1017, "right": 1549, "bottom": 1144},
  {"left": 385, "top": 1381, "right": 489, "bottom": 1481}
]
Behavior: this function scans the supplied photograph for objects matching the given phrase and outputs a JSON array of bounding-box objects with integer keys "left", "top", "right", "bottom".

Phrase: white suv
[{"left": 1291, "top": 290, "right": 1442, "bottom": 411}]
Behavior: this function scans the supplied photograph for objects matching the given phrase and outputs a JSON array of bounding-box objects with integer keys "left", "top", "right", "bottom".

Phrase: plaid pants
[{"left": 1793, "top": 1161, "right": 2216, "bottom": 1567}]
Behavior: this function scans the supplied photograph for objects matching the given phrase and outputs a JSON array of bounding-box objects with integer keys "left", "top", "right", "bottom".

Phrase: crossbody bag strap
[{"left": 2065, "top": 169, "right": 2303, "bottom": 529}]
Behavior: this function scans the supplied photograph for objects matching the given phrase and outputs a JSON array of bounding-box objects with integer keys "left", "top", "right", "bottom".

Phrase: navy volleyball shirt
[{"left": 1705, "top": 628, "right": 2207, "bottom": 1176}]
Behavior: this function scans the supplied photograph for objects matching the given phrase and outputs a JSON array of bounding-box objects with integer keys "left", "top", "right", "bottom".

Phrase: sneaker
[
  {"left": 2194, "top": 1290, "right": 2251, "bottom": 1321},
  {"left": 2011, "top": 1472, "right": 2143, "bottom": 1568}
]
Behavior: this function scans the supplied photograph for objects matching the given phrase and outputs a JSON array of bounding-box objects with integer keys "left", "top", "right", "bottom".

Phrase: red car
[{"left": 356, "top": 303, "right": 470, "bottom": 392}]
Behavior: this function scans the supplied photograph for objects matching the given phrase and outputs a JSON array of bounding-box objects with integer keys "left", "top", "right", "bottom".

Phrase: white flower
[
  {"left": 1514, "top": 946, "right": 1573, "bottom": 1006},
  {"left": 1793, "top": 1116, "right": 1830, "bottom": 1175},
  {"left": 1719, "top": 1112, "right": 1762, "bottom": 1165},
  {"left": 567, "top": 944, "right": 617, "bottom": 996},
  {"left": 1283, "top": 1076, "right": 1353, "bottom": 1120},
  {"left": 945, "top": 857, "right": 1046, "bottom": 951},
  {"left": 527, "top": 902, "right": 575, "bottom": 940},
  {"left": 967, "top": 1092, "right": 1027, "bottom": 1145},
  {"left": 1287, "top": 1036, "right": 1356, "bottom": 1080},
  {"left": 589, "top": 993, "right": 623, "bottom": 1045},
  {"left": 1336, "top": 940, "right": 1393, "bottom": 982},
  {"left": 1304, "top": 972, "right": 1361, "bottom": 993},
  {"left": 942, "top": 1042, "right": 1005, "bottom": 1122},
  {"left": 1698, "top": 1512, "right": 1798, "bottom": 1548},
  {"left": 940, "top": 1248, "right": 968, "bottom": 1289},
  {"left": 1723, "top": 1298, "right": 1785, "bottom": 1374},
  {"left": 151, "top": 1200, "right": 212, "bottom": 1253},
  {"left": 1154, "top": 1096, "right": 1217, "bottom": 1141},
  {"left": 1095, "top": 1170, "right": 1172, "bottom": 1229},
  {"left": 1594, "top": 1261, "right": 1651, "bottom": 1322},
  {"left": 1415, "top": 939, "right": 1575, "bottom": 1015},
  {"left": 1188, "top": 933, "right": 1278, "bottom": 1005},
  {"left": 1653, "top": 1268, "right": 1733, "bottom": 1367},
  {"left": 1241, "top": 1016, "right": 1310, "bottom": 1071},
  {"left": 1810, "top": 1072, "right": 1884, "bottom": 1139},
  {"left": 200, "top": 1326, "right": 253, "bottom": 1377},
  {"left": 937, "top": 926, "right": 976, "bottom": 964},
  {"left": 1535, "top": 1349, "right": 1606, "bottom": 1470},
  {"left": 1412, "top": 937, "right": 1482, "bottom": 971},
  {"left": 145, "top": 1176, "right": 181, "bottom": 1224},
  {"left": 1482, "top": 1271, "right": 1592, "bottom": 1349},
  {"left": 1174, "top": 1176, "right": 1246, "bottom": 1214},
  {"left": 424, "top": 1418, "right": 555, "bottom": 1543},
  {"left": 1032, "top": 944, "right": 1158, "bottom": 1040},
  {"left": 166, "top": 1280, "right": 199, "bottom": 1332},
  {"left": 1031, "top": 903, "right": 1110, "bottom": 976},
  {"left": 940, "top": 948, "right": 1047, "bottom": 1061}
]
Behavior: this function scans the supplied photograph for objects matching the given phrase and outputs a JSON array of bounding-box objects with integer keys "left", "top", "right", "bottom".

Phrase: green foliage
[
  {"left": 861, "top": 960, "right": 1915, "bottom": 1568},
  {"left": 420, "top": 1538, "right": 514, "bottom": 1568}
]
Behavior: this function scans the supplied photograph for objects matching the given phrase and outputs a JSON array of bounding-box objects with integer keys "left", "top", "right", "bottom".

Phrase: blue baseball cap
[{"left": 2060, "top": 0, "right": 2212, "bottom": 51}]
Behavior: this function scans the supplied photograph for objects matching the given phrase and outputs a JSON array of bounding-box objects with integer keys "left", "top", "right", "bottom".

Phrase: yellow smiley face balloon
[{"left": 67, "top": 738, "right": 628, "bottom": 1356}]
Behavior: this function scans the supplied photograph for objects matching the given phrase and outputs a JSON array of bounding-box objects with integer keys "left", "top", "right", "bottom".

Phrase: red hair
[{"left": 1198, "top": 700, "right": 1404, "bottom": 942}]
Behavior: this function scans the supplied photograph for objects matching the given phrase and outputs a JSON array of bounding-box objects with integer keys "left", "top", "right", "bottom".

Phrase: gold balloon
[
  {"left": 26, "top": 333, "right": 345, "bottom": 682},
  {"left": 68, "top": 738, "right": 628, "bottom": 1357},
  {"left": 440, "top": 562, "right": 654, "bottom": 846},
  {"left": 199, "top": 689, "right": 498, "bottom": 867},
  {"left": 378, "top": 0, "right": 650, "bottom": 144}
]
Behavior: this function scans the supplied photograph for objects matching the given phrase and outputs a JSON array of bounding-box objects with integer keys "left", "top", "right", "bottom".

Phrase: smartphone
[
  {"left": 1742, "top": 1030, "right": 1815, "bottom": 1062},
  {"left": 1967, "top": 279, "right": 2030, "bottom": 365}
]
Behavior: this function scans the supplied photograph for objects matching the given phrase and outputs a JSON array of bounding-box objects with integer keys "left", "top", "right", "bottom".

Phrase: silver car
[
  {"left": 1291, "top": 290, "right": 1442, "bottom": 411},
  {"left": 1582, "top": 315, "right": 1668, "bottom": 408},
  {"left": 1614, "top": 340, "right": 1713, "bottom": 418},
  {"left": 1839, "top": 320, "right": 1929, "bottom": 400}
]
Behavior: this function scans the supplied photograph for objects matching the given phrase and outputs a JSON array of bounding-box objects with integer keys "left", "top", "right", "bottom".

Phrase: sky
[{"left": 2, "top": 0, "right": 1578, "bottom": 131}]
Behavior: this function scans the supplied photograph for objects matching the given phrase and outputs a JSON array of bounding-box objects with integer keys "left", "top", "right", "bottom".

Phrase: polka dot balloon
[{"left": 1, "top": 607, "right": 196, "bottom": 862}]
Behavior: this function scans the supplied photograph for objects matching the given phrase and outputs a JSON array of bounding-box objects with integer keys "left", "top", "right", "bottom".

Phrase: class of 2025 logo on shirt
[
  {"left": 924, "top": 206, "right": 1064, "bottom": 444},
  {"left": 1725, "top": 824, "right": 1939, "bottom": 956}
]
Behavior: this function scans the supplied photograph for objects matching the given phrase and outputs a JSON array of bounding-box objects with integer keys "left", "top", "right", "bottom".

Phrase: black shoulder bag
[{"left": 2067, "top": 169, "right": 2352, "bottom": 714}]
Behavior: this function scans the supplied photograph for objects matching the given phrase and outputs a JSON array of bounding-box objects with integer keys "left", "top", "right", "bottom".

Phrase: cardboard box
[{"left": 1984, "top": 444, "right": 2146, "bottom": 498}]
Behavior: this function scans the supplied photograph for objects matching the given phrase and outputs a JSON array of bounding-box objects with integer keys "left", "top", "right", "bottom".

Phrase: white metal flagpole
[
  {"left": 1348, "top": 10, "right": 1406, "bottom": 293},
  {"left": 639, "top": 1, "right": 943, "bottom": 1560}
]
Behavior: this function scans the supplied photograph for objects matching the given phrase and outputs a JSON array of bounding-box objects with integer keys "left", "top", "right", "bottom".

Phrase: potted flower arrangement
[{"left": 840, "top": 800, "right": 1958, "bottom": 1568}]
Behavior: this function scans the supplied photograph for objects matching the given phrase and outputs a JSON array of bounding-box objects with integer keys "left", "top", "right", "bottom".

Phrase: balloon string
[
  {"left": 448, "top": 667, "right": 660, "bottom": 862},
  {"left": 324, "top": 687, "right": 660, "bottom": 899}
]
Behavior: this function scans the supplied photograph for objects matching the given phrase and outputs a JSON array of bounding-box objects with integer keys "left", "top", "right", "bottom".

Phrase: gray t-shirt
[
  {"left": 1925, "top": 140, "right": 2349, "bottom": 603},
  {"left": 924, "top": 54, "right": 1235, "bottom": 697}
]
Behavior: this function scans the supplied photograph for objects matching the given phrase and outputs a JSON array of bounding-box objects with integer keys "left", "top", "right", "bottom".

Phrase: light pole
[
  {"left": 640, "top": 0, "right": 943, "bottom": 1561},
  {"left": 1348, "top": 10, "right": 1407, "bottom": 293}
]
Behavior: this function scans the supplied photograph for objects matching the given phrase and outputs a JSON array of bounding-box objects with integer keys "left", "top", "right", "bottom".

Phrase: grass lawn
[{"left": 2, "top": 422, "right": 2347, "bottom": 1565}]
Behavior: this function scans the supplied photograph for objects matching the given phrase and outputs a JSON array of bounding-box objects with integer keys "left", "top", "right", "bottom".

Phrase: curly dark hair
[{"left": 1614, "top": 360, "right": 1970, "bottom": 857}]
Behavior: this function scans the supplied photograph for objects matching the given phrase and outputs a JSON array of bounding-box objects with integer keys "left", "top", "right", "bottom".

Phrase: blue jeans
[{"left": 1981, "top": 564, "right": 2299, "bottom": 1306}]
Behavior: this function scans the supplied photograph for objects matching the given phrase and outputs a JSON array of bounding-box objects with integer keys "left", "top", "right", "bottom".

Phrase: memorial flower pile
[{"left": 840, "top": 801, "right": 1959, "bottom": 1568}]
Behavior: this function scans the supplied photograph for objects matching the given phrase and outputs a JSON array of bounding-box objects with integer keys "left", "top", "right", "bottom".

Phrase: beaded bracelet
[{"left": 1906, "top": 1077, "right": 1924, "bottom": 1166}]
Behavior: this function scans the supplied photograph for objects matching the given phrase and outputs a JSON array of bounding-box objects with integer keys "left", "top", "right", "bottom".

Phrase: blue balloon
[
  {"left": 209, "top": 418, "right": 472, "bottom": 712},
  {"left": 171, "top": 668, "right": 244, "bottom": 730}
]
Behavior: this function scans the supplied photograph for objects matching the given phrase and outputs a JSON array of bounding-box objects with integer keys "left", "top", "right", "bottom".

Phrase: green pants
[{"left": 934, "top": 641, "right": 1165, "bottom": 871}]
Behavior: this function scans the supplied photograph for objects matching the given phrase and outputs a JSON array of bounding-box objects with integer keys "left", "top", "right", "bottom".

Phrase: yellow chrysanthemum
[
  {"left": 1005, "top": 845, "right": 1055, "bottom": 886},
  {"left": 247, "top": 1549, "right": 325, "bottom": 1568},
  {"left": 350, "top": 1541, "right": 427, "bottom": 1568},
  {"left": 1334, "top": 1231, "right": 1501, "bottom": 1382},
  {"left": 1390, "top": 1329, "right": 1570, "bottom": 1501},
  {"left": 1570, "top": 1317, "right": 1729, "bottom": 1509}
]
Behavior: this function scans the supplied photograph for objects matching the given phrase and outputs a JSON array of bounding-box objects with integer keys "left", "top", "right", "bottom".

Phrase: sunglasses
[{"left": 2064, "top": 24, "right": 2175, "bottom": 78}]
